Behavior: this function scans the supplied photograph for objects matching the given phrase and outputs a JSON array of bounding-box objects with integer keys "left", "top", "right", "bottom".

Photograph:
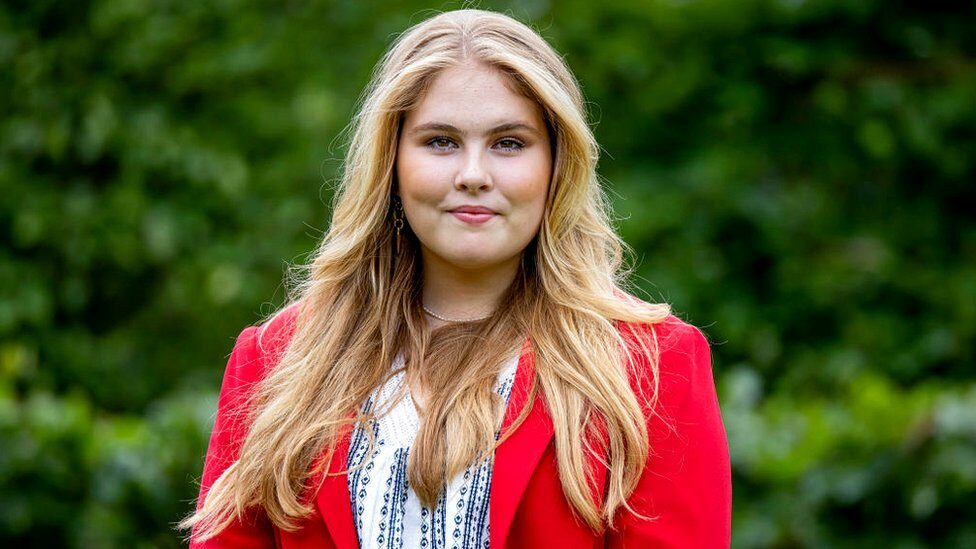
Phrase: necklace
[{"left": 422, "top": 304, "right": 493, "bottom": 323}]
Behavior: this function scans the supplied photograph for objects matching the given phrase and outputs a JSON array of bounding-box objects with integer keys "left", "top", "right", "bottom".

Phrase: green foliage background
[{"left": 2, "top": 0, "right": 973, "bottom": 546}]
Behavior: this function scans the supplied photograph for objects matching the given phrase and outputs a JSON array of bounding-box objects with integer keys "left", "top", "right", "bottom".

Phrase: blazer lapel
[
  {"left": 490, "top": 338, "right": 555, "bottom": 549},
  {"left": 314, "top": 420, "right": 359, "bottom": 548}
]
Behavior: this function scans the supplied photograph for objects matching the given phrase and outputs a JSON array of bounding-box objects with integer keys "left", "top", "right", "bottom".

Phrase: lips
[
  {"left": 450, "top": 205, "right": 497, "bottom": 215},
  {"left": 449, "top": 205, "right": 497, "bottom": 225}
]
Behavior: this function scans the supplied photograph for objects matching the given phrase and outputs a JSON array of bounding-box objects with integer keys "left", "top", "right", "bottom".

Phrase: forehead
[{"left": 404, "top": 63, "right": 545, "bottom": 128}]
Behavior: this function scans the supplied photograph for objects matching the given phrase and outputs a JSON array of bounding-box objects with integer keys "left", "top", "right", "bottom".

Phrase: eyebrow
[{"left": 406, "top": 121, "right": 543, "bottom": 138}]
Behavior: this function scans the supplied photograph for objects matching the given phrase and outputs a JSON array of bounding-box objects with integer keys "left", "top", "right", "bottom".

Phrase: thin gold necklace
[{"left": 422, "top": 304, "right": 493, "bottom": 323}]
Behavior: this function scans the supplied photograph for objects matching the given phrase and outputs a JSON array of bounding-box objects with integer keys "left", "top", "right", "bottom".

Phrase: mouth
[{"left": 449, "top": 206, "right": 497, "bottom": 225}]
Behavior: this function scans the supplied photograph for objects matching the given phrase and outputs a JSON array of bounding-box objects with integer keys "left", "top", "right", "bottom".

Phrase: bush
[{"left": 1, "top": 0, "right": 973, "bottom": 546}]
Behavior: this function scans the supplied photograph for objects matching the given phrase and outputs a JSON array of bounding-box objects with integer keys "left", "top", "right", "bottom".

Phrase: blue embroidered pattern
[{"left": 347, "top": 353, "right": 520, "bottom": 549}]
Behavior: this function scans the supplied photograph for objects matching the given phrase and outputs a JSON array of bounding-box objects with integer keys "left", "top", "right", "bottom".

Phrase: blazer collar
[{"left": 314, "top": 337, "right": 554, "bottom": 549}]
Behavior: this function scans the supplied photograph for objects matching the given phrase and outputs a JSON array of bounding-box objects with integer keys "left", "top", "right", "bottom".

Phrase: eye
[
  {"left": 495, "top": 138, "right": 525, "bottom": 152},
  {"left": 426, "top": 136, "right": 457, "bottom": 151}
]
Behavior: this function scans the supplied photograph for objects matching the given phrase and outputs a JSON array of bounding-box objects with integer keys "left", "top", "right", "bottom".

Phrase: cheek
[
  {"left": 509, "top": 158, "right": 551, "bottom": 224},
  {"left": 523, "top": 194, "right": 548, "bottom": 236},
  {"left": 396, "top": 150, "right": 443, "bottom": 207}
]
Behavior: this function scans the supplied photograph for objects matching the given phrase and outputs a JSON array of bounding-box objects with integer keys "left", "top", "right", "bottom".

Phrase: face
[{"left": 395, "top": 62, "right": 553, "bottom": 274}]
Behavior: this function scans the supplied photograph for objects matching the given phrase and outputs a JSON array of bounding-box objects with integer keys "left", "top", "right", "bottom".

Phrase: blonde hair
[{"left": 182, "top": 8, "right": 671, "bottom": 540}]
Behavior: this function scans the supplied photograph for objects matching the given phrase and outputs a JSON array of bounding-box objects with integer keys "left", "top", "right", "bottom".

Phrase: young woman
[{"left": 182, "top": 9, "right": 731, "bottom": 548}]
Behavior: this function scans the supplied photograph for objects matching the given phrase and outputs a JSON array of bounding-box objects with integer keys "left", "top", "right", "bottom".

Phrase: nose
[{"left": 454, "top": 149, "right": 492, "bottom": 193}]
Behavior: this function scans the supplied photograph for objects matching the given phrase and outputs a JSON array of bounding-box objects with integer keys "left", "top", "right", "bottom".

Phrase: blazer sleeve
[
  {"left": 606, "top": 321, "right": 732, "bottom": 548},
  {"left": 189, "top": 325, "right": 276, "bottom": 549}
]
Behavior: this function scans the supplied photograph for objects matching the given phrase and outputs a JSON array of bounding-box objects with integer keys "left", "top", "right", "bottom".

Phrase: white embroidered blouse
[{"left": 346, "top": 351, "right": 520, "bottom": 549}]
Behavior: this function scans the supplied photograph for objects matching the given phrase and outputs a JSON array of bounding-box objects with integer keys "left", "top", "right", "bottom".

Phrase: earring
[{"left": 392, "top": 196, "right": 404, "bottom": 254}]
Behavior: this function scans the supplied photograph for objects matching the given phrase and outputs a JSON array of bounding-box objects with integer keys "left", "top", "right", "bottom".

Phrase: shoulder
[
  {"left": 224, "top": 301, "right": 302, "bottom": 387},
  {"left": 623, "top": 314, "right": 710, "bottom": 373},
  {"left": 609, "top": 289, "right": 709, "bottom": 362},
  {"left": 614, "top": 301, "right": 726, "bottom": 475},
  {"left": 614, "top": 302, "right": 713, "bottom": 413},
  {"left": 638, "top": 315, "right": 710, "bottom": 373},
  {"left": 621, "top": 314, "right": 707, "bottom": 350},
  {"left": 253, "top": 300, "right": 302, "bottom": 360},
  {"left": 613, "top": 291, "right": 710, "bottom": 373}
]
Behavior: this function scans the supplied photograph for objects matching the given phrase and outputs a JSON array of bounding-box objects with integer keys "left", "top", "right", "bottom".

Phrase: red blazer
[{"left": 190, "top": 305, "right": 731, "bottom": 548}]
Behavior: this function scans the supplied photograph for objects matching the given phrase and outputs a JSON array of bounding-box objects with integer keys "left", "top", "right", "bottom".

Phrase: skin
[{"left": 395, "top": 61, "right": 553, "bottom": 333}]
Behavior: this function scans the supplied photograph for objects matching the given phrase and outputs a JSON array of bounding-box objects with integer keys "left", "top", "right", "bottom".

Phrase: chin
[
  {"left": 424, "top": 242, "right": 520, "bottom": 271},
  {"left": 445, "top": 247, "right": 522, "bottom": 269},
  {"left": 444, "top": 255, "right": 501, "bottom": 270}
]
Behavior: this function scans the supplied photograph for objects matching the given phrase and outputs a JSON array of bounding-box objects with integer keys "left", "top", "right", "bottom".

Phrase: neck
[{"left": 420, "top": 251, "right": 520, "bottom": 328}]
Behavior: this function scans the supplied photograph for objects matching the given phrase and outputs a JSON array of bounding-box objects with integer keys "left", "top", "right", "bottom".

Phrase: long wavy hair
[{"left": 182, "top": 8, "right": 671, "bottom": 541}]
